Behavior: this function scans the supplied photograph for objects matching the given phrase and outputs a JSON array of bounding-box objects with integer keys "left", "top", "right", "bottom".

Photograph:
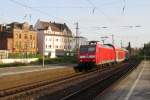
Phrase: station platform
[
  {"left": 94, "top": 60, "right": 150, "bottom": 100},
  {"left": 0, "top": 64, "right": 75, "bottom": 77}
]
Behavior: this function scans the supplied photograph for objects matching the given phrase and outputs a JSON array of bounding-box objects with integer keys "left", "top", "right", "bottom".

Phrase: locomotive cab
[
  {"left": 78, "top": 41, "right": 98, "bottom": 70},
  {"left": 79, "top": 45, "right": 96, "bottom": 62}
]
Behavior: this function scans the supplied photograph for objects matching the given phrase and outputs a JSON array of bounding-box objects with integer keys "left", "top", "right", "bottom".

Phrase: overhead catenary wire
[
  {"left": 84, "top": 0, "right": 131, "bottom": 46},
  {"left": 85, "top": 0, "right": 119, "bottom": 25},
  {"left": 8, "top": 0, "right": 72, "bottom": 23},
  {"left": 9, "top": 0, "right": 56, "bottom": 19},
  {"left": 30, "top": 0, "right": 121, "bottom": 9}
]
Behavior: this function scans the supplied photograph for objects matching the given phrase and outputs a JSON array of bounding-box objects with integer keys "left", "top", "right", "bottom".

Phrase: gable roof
[
  {"left": 38, "top": 21, "right": 72, "bottom": 34},
  {"left": 39, "top": 21, "right": 49, "bottom": 30}
]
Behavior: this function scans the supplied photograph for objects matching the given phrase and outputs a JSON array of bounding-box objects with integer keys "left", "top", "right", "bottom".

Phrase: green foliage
[
  {"left": 8, "top": 53, "right": 42, "bottom": 59},
  {"left": 38, "top": 56, "right": 77, "bottom": 64},
  {"left": 138, "top": 42, "right": 150, "bottom": 60}
]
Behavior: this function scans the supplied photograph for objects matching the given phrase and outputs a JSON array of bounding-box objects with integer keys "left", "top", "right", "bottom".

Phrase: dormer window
[{"left": 24, "top": 34, "right": 27, "bottom": 39}]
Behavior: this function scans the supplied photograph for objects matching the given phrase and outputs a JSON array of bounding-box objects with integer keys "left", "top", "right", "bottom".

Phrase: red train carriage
[
  {"left": 77, "top": 41, "right": 128, "bottom": 71},
  {"left": 115, "top": 48, "right": 126, "bottom": 62}
]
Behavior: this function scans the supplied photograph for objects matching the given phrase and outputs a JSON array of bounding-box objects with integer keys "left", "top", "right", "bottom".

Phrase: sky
[{"left": 0, "top": 0, "right": 150, "bottom": 48}]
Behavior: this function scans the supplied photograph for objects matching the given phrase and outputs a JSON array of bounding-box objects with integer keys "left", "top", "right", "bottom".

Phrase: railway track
[
  {"left": 0, "top": 59, "right": 140, "bottom": 100},
  {"left": 0, "top": 64, "right": 113, "bottom": 100},
  {"left": 0, "top": 70, "right": 83, "bottom": 99},
  {"left": 58, "top": 60, "right": 141, "bottom": 100},
  {"left": 35, "top": 62, "right": 137, "bottom": 100}
]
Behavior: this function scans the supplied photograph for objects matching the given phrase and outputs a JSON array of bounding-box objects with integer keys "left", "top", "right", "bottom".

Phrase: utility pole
[
  {"left": 42, "top": 35, "right": 45, "bottom": 67},
  {"left": 120, "top": 40, "right": 123, "bottom": 48},
  {"left": 112, "top": 34, "right": 114, "bottom": 45},
  {"left": 75, "top": 22, "right": 79, "bottom": 53},
  {"left": 127, "top": 42, "right": 131, "bottom": 56}
]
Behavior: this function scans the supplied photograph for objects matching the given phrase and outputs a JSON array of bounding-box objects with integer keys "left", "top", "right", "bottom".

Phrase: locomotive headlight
[
  {"left": 89, "top": 55, "right": 96, "bottom": 58},
  {"left": 80, "top": 56, "right": 86, "bottom": 58}
]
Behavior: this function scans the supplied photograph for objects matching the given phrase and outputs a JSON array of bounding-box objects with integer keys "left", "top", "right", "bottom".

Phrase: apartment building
[
  {"left": 35, "top": 20, "right": 73, "bottom": 58},
  {"left": 0, "top": 22, "right": 37, "bottom": 54}
]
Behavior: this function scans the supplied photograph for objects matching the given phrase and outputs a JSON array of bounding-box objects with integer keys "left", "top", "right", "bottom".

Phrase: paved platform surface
[
  {"left": 0, "top": 64, "right": 75, "bottom": 77},
  {"left": 94, "top": 60, "right": 150, "bottom": 100}
]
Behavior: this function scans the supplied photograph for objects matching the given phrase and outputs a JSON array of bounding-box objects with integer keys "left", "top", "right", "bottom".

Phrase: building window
[
  {"left": 48, "top": 31, "right": 51, "bottom": 34},
  {"left": 49, "top": 39, "right": 51, "bottom": 41},
  {"left": 15, "top": 41, "right": 18, "bottom": 48},
  {"left": 16, "top": 34, "right": 18, "bottom": 38},
  {"left": 33, "top": 36, "right": 35, "bottom": 40},
  {"left": 30, "top": 35, "right": 32, "bottom": 39},
  {"left": 56, "top": 45, "right": 58, "bottom": 48},
  {"left": 24, "top": 34, "right": 27, "bottom": 39},
  {"left": 56, "top": 39, "right": 58, "bottom": 42},
  {"left": 19, "top": 41, "right": 21, "bottom": 48},
  {"left": 49, "top": 45, "right": 51, "bottom": 48},
  {"left": 24, "top": 43, "right": 28, "bottom": 49},
  {"left": 19, "top": 34, "right": 21, "bottom": 38},
  {"left": 46, "top": 45, "right": 47, "bottom": 48},
  {"left": 33, "top": 43, "right": 35, "bottom": 48}
]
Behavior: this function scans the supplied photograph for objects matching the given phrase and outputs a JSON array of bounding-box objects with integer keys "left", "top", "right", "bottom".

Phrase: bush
[
  {"left": 8, "top": 53, "right": 42, "bottom": 59},
  {"left": 38, "top": 56, "right": 77, "bottom": 64}
]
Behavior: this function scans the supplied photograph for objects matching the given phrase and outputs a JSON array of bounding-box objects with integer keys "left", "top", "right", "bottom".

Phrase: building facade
[
  {"left": 0, "top": 22, "right": 37, "bottom": 54},
  {"left": 35, "top": 20, "right": 73, "bottom": 58}
]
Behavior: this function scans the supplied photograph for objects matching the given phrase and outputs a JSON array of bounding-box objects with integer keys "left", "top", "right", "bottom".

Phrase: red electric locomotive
[{"left": 77, "top": 41, "right": 128, "bottom": 71}]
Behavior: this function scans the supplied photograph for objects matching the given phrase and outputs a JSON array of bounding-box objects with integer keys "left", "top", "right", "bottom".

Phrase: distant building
[
  {"left": 34, "top": 20, "right": 73, "bottom": 58},
  {"left": 0, "top": 22, "right": 37, "bottom": 54}
]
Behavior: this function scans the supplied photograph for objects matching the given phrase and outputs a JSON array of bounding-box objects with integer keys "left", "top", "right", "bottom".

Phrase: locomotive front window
[
  {"left": 80, "top": 46, "right": 95, "bottom": 53},
  {"left": 80, "top": 47, "right": 88, "bottom": 53},
  {"left": 88, "top": 47, "right": 95, "bottom": 52}
]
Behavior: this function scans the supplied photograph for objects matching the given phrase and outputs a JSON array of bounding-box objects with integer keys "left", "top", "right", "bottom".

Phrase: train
[{"left": 76, "top": 41, "right": 129, "bottom": 71}]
